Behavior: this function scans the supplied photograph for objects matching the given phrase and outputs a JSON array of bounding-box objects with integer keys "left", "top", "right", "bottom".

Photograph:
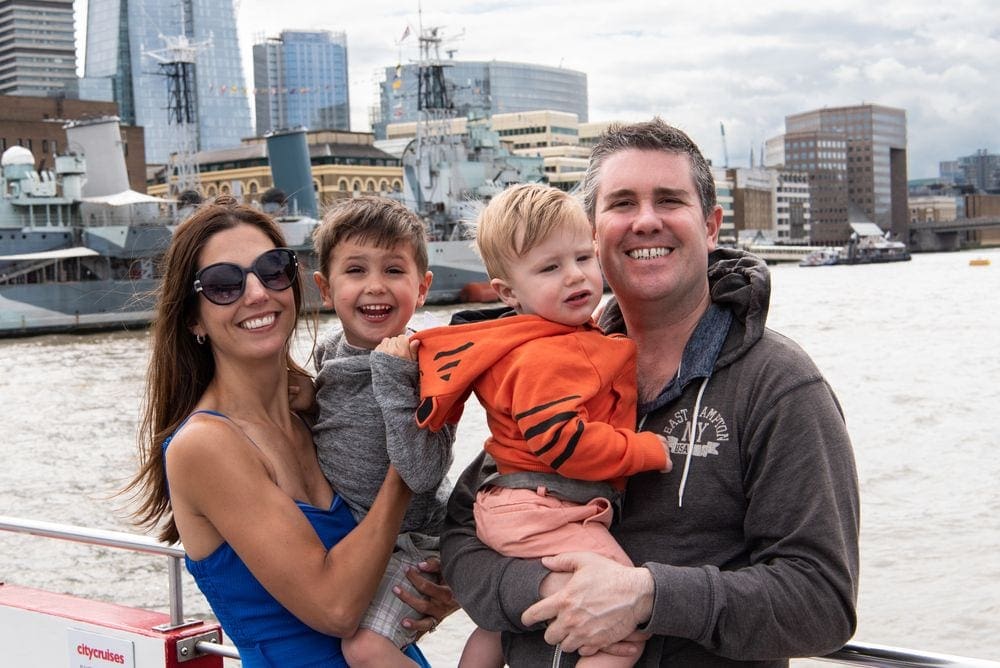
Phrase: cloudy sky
[{"left": 80, "top": 0, "right": 1000, "bottom": 179}]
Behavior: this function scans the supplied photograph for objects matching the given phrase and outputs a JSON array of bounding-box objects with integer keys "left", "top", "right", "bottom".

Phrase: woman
[{"left": 127, "top": 197, "right": 452, "bottom": 666}]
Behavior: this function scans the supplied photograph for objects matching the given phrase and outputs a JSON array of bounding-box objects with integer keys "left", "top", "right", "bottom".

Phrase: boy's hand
[
  {"left": 288, "top": 371, "right": 316, "bottom": 414},
  {"left": 375, "top": 334, "right": 420, "bottom": 361}
]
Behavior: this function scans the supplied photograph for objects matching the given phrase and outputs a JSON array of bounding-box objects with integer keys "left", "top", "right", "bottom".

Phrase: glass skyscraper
[
  {"left": 373, "top": 60, "right": 587, "bottom": 139},
  {"left": 253, "top": 30, "right": 350, "bottom": 134},
  {"left": 0, "top": 0, "right": 77, "bottom": 97},
  {"left": 83, "top": 0, "right": 253, "bottom": 164}
]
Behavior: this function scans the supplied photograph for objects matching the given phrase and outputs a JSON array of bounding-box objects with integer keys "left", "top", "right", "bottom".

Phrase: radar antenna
[{"left": 143, "top": 3, "right": 211, "bottom": 197}]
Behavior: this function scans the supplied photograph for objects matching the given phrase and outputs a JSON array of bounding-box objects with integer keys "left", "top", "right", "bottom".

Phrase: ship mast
[
  {"left": 413, "top": 19, "right": 457, "bottom": 177},
  {"left": 143, "top": 2, "right": 210, "bottom": 198}
]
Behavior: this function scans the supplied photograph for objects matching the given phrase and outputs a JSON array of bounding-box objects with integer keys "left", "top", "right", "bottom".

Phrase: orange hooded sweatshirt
[{"left": 413, "top": 313, "right": 667, "bottom": 489}]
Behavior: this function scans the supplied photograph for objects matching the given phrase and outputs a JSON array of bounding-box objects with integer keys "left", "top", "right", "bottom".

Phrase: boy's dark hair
[{"left": 313, "top": 197, "right": 429, "bottom": 277}]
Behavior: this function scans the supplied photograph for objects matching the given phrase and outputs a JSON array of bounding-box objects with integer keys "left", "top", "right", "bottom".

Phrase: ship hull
[
  {"left": 425, "top": 239, "right": 489, "bottom": 304},
  {"left": 0, "top": 240, "right": 489, "bottom": 338},
  {"left": 0, "top": 278, "right": 158, "bottom": 337}
]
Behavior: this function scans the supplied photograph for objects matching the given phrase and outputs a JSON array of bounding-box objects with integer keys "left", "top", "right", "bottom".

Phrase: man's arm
[{"left": 439, "top": 451, "right": 550, "bottom": 632}]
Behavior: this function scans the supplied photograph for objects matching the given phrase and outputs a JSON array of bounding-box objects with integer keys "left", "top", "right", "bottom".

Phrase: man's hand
[
  {"left": 395, "top": 558, "right": 460, "bottom": 637},
  {"left": 522, "top": 552, "right": 654, "bottom": 656}
]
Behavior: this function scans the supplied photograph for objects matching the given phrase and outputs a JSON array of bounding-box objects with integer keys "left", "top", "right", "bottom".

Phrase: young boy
[
  {"left": 412, "top": 183, "right": 672, "bottom": 667},
  {"left": 310, "top": 196, "right": 456, "bottom": 667}
]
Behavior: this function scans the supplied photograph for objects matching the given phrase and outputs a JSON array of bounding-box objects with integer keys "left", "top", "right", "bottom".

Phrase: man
[{"left": 440, "top": 118, "right": 860, "bottom": 666}]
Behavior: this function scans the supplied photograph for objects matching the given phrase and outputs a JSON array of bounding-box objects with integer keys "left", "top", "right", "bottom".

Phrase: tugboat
[
  {"left": 798, "top": 223, "right": 911, "bottom": 267},
  {"left": 839, "top": 222, "right": 911, "bottom": 264}
]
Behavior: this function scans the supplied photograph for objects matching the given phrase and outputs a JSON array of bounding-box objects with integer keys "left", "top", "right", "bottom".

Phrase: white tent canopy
[{"left": 81, "top": 190, "right": 171, "bottom": 206}]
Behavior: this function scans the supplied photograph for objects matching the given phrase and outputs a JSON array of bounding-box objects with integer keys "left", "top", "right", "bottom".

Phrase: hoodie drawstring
[{"left": 678, "top": 376, "right": 710, "bottom": 508}]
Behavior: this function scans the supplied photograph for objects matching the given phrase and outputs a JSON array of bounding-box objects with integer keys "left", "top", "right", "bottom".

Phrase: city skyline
[{"left": 72, "top": 0, "right": 999, "bottom": 179}]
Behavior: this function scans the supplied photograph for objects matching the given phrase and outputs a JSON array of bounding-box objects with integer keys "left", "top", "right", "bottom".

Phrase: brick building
[{"left": 0, "top": 95, "right": 147, "bottom": 192}]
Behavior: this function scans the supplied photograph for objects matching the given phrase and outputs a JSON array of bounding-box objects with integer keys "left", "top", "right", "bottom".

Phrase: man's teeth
[
  {"left": 240, "top": 314, "right": 275, "bottom": 330},
  {"left": 627, "top": 247, "right": 672, "bottom": 260}
]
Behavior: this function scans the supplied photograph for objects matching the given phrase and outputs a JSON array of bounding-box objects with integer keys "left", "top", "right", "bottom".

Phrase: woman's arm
[{"left": 165, "top": 416, "right": 412, "bottom": 637}]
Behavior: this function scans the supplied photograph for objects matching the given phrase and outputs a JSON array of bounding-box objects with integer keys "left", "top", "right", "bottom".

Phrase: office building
[
  {"left": 776, "top": 104, "right": 908, "bottom": 244},
  {"left": 729, "top": 168, "right": 775, "bottom": 236},
  {"left": 0, "top": 95, "right": 146, "bottom": 192},
  {"left": 253, "top": 30, "right": 350, "bottom": 135},
  {"left": 909, "top": 196, "right": 958, "bottom": 224},
  {"left": 578, "top": 121, "right": 615, "bottom": 148},
  {"left": 0, "top": 0, "right": 76, "bottom": 97},
  {"left": 147, "top": 130, "right": 401, "bottom": 210},
  {"left": 83, "top": 0, "right": 252, "bottom": 164},
  {"left": 373, "top": 60, "right": 587, "bottom": 139},
  {"left": 956, "top": 149, "right": 1000, "bottom": 192},
  {"left": 938, "top": 160, "right": 962, "bottom": 185},
  {"left": 713, "top": 168, "right": 735, "bottom": 244},
  {"left": 772, "top": 130, "right": 848, "bottom": 244},
  {"left": 774, "top": 171, "right": 812, "bottom": 243}
]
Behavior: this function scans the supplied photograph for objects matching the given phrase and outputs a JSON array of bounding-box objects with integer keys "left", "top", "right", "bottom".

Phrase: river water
[{"left": 1, "top": 248, "right": 999, "bottom": 665}]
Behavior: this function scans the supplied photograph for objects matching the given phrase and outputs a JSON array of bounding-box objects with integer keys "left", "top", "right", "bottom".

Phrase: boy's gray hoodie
[{"left": 314, "top": 330, "right": 455, "bottom": 534}]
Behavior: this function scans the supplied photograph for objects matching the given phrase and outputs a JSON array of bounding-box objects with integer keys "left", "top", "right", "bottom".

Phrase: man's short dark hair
[{"left": 580, "top": 118, "right": 717, "bottom": 220}]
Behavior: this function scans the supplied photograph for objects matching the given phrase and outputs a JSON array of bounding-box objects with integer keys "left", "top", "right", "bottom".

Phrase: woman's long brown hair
[{"left": 124, "top": 196, "right": 309, "bottom": 544}]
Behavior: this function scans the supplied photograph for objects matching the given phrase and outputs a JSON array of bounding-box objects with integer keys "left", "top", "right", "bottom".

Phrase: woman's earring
[{"left": 196, "top": 334, "right": 206, "bottom": 345}]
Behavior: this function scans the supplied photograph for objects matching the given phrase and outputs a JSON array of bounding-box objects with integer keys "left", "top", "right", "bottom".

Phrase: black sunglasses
[{"left": 193, "top": 248, "right": 298, "bottom": 306}]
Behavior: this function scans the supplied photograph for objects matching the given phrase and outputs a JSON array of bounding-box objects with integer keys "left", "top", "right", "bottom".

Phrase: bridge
[{"left": 909, "top": 216, "right": 1000, "bottom": 251}]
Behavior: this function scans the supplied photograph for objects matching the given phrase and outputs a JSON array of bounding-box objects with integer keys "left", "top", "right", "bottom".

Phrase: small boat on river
[{"left": 799, "top": 223, "right": 911, "bottom": 267}]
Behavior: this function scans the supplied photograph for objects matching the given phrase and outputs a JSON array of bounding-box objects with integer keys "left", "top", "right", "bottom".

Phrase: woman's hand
[
  {"left": 287, "top": 370, "right": 316, "bottom": 414},
  {"left": 396, "top": 558, "right": 460, "bottom": 637}
]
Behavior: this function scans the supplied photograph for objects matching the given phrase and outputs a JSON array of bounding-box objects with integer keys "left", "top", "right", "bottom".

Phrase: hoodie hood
[
  {"left": 707, "top": 247, "right": 771, "bottom": 368},
  {"left": 412, "top": 313, "right": 581, "bottom": 431}
]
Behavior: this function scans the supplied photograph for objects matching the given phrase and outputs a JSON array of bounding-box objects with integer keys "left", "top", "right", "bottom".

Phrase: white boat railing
[
  {"left": 1, "top": 515, "right": 997, "bottom": 667},
  {"left": 0, "top": 514, "right": 239, "bottom": 661}
]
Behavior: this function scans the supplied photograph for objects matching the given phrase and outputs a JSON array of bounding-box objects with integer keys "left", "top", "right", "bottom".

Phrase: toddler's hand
[
  {"left": 656, "top": 434, "right": 673, "bottom": 473},
  {"left": 376, "top": 334, "right": 420, "bottom": 361}
]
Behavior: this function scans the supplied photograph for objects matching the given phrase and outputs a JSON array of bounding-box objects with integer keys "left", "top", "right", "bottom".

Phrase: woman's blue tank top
[{"left": 165, "top": 410, "right": 430, "bottom": 667}]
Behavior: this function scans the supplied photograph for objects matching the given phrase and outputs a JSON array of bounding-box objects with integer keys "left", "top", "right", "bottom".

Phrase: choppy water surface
[{"left": 2, "top": 248, "right": 999, "bottom": 664}]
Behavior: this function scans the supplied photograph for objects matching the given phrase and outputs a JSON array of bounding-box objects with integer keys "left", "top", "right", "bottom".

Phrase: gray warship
[
  {"left": 388, "top": 25, "right": 545, "bottom": 302},
  {"left": 0, "top": 118, "right": 176, "bottom": 337}
]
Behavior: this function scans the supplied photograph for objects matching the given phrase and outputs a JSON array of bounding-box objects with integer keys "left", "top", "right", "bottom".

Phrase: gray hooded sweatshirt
[
  {"left": 440, "top": 249, "right": 860, "bottom": 666},
  {"left": 314, "top": 329, "right": 455, "bottom": 535}
]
